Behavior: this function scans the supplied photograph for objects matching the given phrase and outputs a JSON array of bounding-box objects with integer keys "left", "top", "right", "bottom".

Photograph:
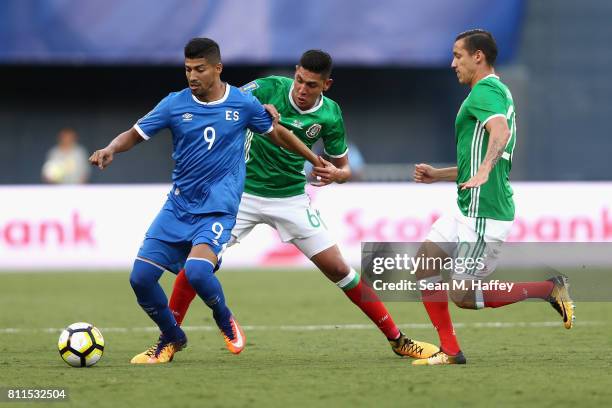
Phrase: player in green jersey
[
  {"left": 160, "top": 50, "right": 439, "bottom": 360},
  {"left": 411, "top": 30, "right": 575, "bottom": 366}
]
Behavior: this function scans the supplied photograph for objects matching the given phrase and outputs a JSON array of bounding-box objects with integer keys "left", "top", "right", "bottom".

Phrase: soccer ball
[{"left": 57, "top": 322, "right": 105, "bottom": 367}]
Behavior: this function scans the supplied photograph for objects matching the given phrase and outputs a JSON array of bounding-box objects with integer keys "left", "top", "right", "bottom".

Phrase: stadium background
[
  {"left": 1, "top": 0, "right": 610, "bottom": 270},
  {"left": 1, "top": 2, "right": 611, "bottom": 407}
]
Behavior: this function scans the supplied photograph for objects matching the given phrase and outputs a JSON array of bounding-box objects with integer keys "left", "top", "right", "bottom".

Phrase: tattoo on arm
[{"left": 482, "top": 135, "right": 506, "bottom": 170}]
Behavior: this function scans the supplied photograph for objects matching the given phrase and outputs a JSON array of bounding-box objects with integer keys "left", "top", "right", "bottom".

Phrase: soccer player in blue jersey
[{"left": 89, "top": 38, "right": 321, "bottom": 364}]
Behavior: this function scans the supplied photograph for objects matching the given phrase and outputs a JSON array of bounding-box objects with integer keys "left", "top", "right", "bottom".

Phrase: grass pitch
[{"left": 1, "top": 270, "right": 611, "bottom": 408}]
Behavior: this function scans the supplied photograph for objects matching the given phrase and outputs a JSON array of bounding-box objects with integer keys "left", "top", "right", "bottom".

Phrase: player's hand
[
  {"left": 311, "top": 156, "right": 339, "bottom": 187},
  {"left": 414, "top": 163, "right": 438, "bottom": 183},
  {"left": 89, "top": 148, "right": 114, "bottom": 170},
  {"left": 459, "top": 169, "right": 489, "bottom": 190},
  {"left": 263, "top": 104, "right": 281, "bottom": 126}
]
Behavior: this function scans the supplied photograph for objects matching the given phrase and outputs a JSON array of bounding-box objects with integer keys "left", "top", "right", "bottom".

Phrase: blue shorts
[{"left": 137, "top": 199, "right": 235, "bottom": 274}]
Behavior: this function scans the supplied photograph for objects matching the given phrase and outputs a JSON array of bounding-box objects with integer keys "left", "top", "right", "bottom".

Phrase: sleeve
[
  {"left": 133, "top": 94, "right": 172, "bottom": 140},
  {"left": 245, "top": 93, "right": 274, "bottom": 135},
  {"left": 322, "top": 105, "right": 349, "bottom": 158},
  {"left": 239, "top": 76, "right": 277, "bottom": 103},
  {"left": 467, "top": 83, "right": 507, "bottom": 126}
]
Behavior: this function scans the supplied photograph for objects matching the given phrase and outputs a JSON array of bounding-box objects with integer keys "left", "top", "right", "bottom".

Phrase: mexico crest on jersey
[{"left": 306, "top": 124, "right": 322, "bottom": 139}]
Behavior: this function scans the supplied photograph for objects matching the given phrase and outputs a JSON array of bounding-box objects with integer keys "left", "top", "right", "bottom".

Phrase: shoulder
[
  {"left": 159, "top": 89, "right": 190, "bottom": 107},
  {"left": 260, "top": 75, "right": 292, "bottom": 88},
  {"left": 473, "top": 77, "right": 507, "bottom": 97},
  {"left": 233, "top": 84, "right": 257, "bottom": 102},
  {"left": 321, "top": 95, "right": 344, "bottom": 119},
  {"left": 468, "top": 79, "right": 507, "bottom": 105},
  {"left": 240, "top": 75, "right": 291, "bottom": 93},
  {"left": 231, "top": 85, "right": 266, "bottom": 111}
]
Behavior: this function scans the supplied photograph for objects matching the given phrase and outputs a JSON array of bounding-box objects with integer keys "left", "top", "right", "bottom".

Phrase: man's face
[
  {"left": 58, "top": 130, "right": 77, "bottom": 150},
  {"left": 185, "top": 57, "right": 222, "bottom": 98},
  {"left": 451, "top": 39, "right": 478, "bottom": 85},
  {"left": 291, "top": 66, "right": 332, "bottom": 110}
]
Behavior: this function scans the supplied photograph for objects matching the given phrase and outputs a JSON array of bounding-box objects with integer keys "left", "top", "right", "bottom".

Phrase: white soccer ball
[{"left": 57, "top": 322, "right": 105, "bottom": 367}]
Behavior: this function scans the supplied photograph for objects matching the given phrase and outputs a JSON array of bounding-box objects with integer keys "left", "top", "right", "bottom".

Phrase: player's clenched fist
[
  {"left": 89, "top": 148, "right": 114, "bottom": 170},
  {"left": 414, "top": 163, "right": 437, "bottom": 184}
]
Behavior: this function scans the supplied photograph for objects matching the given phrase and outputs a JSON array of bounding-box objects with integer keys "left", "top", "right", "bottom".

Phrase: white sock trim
[
  {"left": 475, "top": 288, "right": 485, "bottom": 309},
  {"left": 186, "top": 257, "right": 216, "bottom": 268},
  {"left": 136, "top": 257, "right": 165, "bottom": 271},
  {"left": 336, "top": 268, "right": 358, "bottom": 288}
]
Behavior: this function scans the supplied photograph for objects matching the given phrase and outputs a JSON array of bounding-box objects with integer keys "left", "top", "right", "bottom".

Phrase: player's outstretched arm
[
  {"left": 311, "top": 155, "right": 351, "bottom": 186},
  {"left": 89, "top": 128, "right": 144, "bottom": 170},
  {"left": 414, "top": 164, "right": 457, "bottom": 183},
  {"left": 267, "top": 124, "right": 321, "bottom": 166},
  {"left": 459, "top": 117, "right": 510, "bottom": 190}
]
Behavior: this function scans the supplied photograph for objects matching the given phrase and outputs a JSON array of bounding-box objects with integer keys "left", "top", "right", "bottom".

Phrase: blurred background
[
  {"left": 2, "top": 0, "right": 609, "bottom": 184},
  {"left": 1, "top": 0, "right": 611, "bottom": 270}
]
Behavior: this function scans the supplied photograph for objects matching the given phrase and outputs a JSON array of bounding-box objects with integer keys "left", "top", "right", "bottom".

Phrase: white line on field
[{"left": 0, "top": 321, "right": 605, "bottom": 334}]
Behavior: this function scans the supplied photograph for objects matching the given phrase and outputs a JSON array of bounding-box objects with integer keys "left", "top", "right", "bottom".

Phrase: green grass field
[{"left": 1, "top": 270, "right": 611, "bottom": 408}]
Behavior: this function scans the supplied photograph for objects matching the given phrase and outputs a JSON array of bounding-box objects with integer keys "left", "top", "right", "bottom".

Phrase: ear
[
  {"left": 474, "top": 50, "right": 484, "bottom": 64},
  {"left": 216, "top": 62, "right": 223, "bottom": 74},
  {"left": 323, "top": 78, "right": 333, "bottom": 92}
]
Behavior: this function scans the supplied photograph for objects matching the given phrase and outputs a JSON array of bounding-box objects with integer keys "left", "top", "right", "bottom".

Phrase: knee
[
  {"left": 325, "top": 262, "right": 351, "bottom": 282},
  {"left": 183, "top": 266, "right": 200, "bottom": 287},
  {"left": 449, "top": 290, "right": 473, "bottom": 309},
  {"left": 129, "top": 259, "right": 160, "bottom": 292},
  {"left": 129, "top": 268, "right": 150, "bottom": 292},
  {"left": 184, "top": 261, "right": 212, "bottom": 287}
]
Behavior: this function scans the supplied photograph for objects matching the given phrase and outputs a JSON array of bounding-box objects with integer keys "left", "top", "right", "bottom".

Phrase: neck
[
  {"left": 195, "top": 80, "right": 225, "bottom": 103},
  {"left": 470, "top": 68, "right": 496, "bottom": 88}
]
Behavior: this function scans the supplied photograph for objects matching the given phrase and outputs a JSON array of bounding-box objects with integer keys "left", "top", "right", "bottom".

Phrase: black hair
[
  {"left": 184, "top": 38, "right": 221, "bottom": 63},
  {"left": 456, "top": 29, "right": 498, "bottom": 66},
  {"left": 299, "top": 50, "right": 333, "bottom": 78}
]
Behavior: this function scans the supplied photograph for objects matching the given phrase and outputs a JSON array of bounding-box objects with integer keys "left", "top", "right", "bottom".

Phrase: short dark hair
[
  {"left": 456, "top": 29, "right": 498, "bottom": 66},
  {"left": 299, "top": 50, "right": 333, "bottom": 78},
  {"left": 184, "top": 38, "right": 221, "bottom": 63}
]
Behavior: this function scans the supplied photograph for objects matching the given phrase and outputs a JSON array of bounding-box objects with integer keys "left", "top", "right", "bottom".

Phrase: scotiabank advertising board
[{"left": 0, "top": 183, "right": 610, "bottom": 270}]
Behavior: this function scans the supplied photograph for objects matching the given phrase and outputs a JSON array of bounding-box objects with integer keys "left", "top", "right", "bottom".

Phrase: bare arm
[
  {"left": 459, "top": 116, "right": 510, "bottom": 190},
  {"left": 266, "top": 124, "right": 321, "bottom": 166},
  {"left": 89, "top": 127, "right": 144, "bottom": 169},
  {"left": 311, "top": 154, "right": 351, "bottom": 186},
  {"left": 414, "top": 164, "right": 457, "bottom": 183}
]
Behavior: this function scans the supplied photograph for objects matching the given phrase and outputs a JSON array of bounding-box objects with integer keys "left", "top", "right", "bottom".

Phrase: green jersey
[
  {"left": 240, "top": 76, "right": 348, "bottom": 198},
  {"left": 455, "top": 74, "right": 516, "bottom": 221}
]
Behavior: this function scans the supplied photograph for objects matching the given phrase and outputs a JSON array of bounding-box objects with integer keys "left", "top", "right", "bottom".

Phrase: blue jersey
[{"left": 134, "top": 85, "right": 273, "bottom": 215}]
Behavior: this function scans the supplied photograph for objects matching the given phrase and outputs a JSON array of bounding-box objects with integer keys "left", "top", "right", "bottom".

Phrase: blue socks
[
  {"left": 184, "top": 258, "right": 233, "bottom": 335},
  {"left": 129, "top": 258, "right": 184, "bottom": 341}
]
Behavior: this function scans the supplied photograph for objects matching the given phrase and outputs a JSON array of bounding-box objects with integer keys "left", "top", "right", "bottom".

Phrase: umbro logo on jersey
[{"left": 182, "top": 113, "right": 193, "bottom": 121}]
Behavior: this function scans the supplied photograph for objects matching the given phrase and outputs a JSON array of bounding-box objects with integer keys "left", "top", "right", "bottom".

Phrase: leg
[
  {"left": 296, "top": 236, "right": 438, "bottom": 358},
  {"left": 309, "top": 243, "right": 401, "bottom": 339},
  {"left": 448, "top": 276, "right": 574, "bottom": 329},
  {"left": 185, "top": 213, "right": 247, "bottom": 354},
  {"left": 169, "top": 267, "right": 197, "bottom": 325},
  {"left": 448, "top": 216, "right": 573, "bottom": 328},
  {"left": 129, "top": 257, "right": 183, "bottom": 340},
  {"left": 129, "top": 237, "right": 189, "bottom": 364},
  {"left": 184, "top": 243, "right": 245, "bottom": 353},
  {"left": 414, "top": 240, "right": 463, "bottom": 358},
  {"left": 169, "top": 195, "right": 260, "bottom": 326},
  {"left": 448, "top": 280, "right": 554, "bottom": 310}
]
